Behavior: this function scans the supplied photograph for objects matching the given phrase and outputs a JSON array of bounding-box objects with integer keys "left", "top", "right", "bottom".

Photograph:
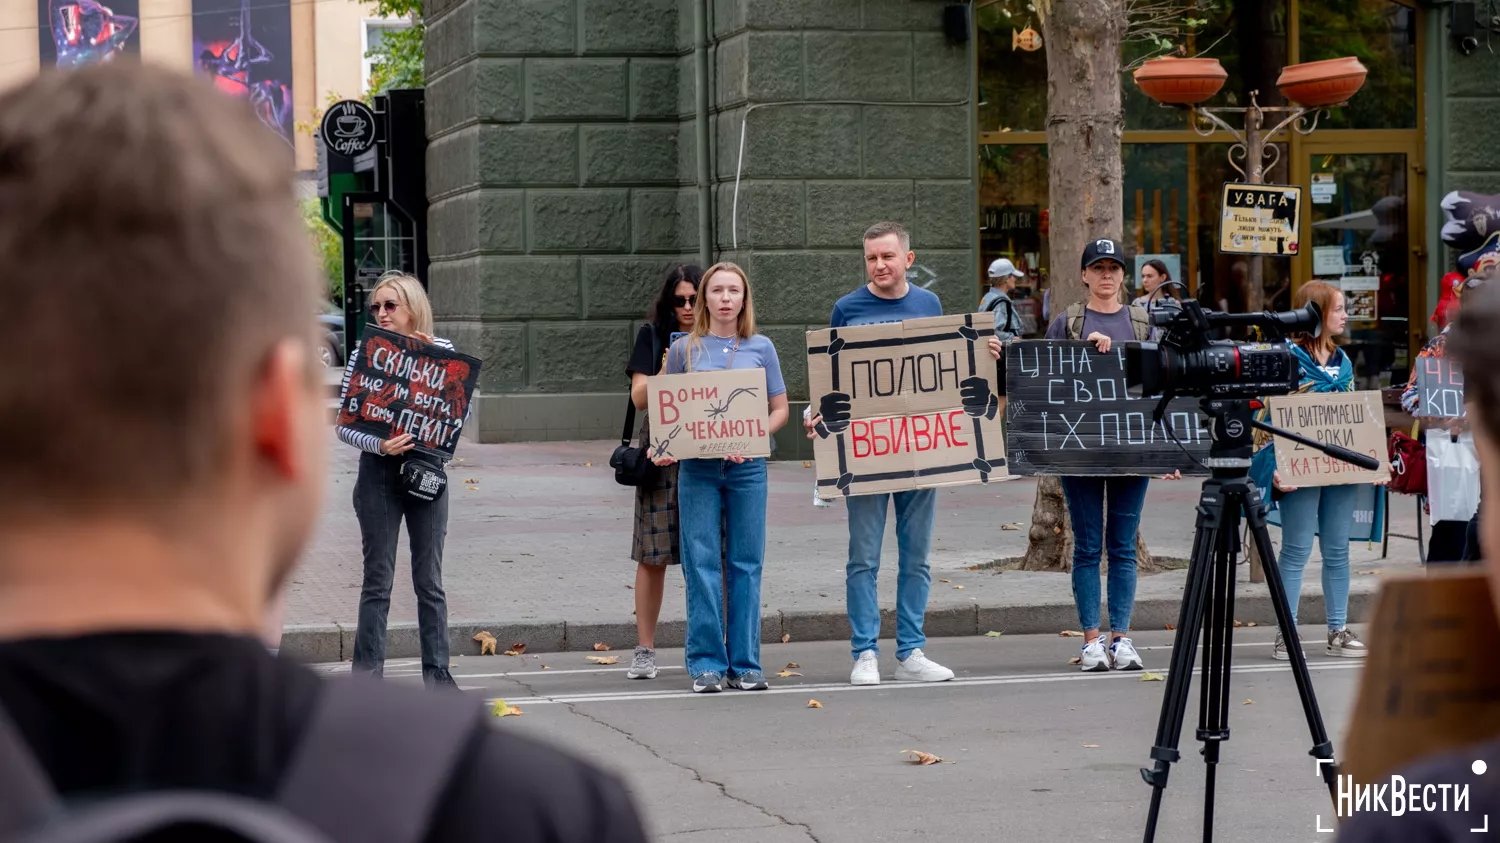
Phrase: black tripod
[{"left": 1139, "top": 397, "right": 1376, "bottom": 843}]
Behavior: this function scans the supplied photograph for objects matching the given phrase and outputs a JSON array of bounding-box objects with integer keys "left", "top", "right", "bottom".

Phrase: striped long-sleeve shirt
[{"left": 336, "top": 335, "right": 457, "bottom": 454}]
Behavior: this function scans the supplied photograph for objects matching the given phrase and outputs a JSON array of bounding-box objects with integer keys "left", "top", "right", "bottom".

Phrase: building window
[{"left": 362, "top": 19, "right": 412, "bottom": 95}]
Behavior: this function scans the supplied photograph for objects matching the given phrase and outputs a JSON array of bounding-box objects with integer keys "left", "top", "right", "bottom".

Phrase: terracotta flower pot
[
  {"left": 1132, "top": 57, "right": 1228, "bottom": 105},
  {"left": 1277, "top": 57, "right": 1367, "bottom": 108}
]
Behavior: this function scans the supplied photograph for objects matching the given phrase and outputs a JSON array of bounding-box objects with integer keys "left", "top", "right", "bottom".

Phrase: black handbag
[
  {"left": 610, "top": 329, "right": 660, "bottom": 488},
  {"left": 399, "top": 454, "right": 448, "bottom": 501}
]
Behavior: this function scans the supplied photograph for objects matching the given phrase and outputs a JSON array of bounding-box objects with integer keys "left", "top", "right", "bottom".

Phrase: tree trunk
[{"left": 1022, "top": 0, "right": 1159, "bottom": 573}]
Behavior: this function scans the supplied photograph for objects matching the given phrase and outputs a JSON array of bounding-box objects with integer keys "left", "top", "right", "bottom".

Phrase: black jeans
[{"left": 351, "top": 451, "right": 452, "bottom": 684}]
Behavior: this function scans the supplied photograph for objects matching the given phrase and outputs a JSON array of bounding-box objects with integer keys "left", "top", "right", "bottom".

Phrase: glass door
[{"left": 1296, "top": 146, "right": 1421, "bottom": 392}]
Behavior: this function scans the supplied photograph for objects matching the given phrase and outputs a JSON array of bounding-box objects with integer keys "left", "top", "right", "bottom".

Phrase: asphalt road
[{"left": 313, "top": 628, "right": 1368, "bottom": 843}]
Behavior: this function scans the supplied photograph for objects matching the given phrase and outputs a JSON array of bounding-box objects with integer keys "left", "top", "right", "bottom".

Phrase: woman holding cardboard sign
[
  {"left": 336, "top": 271, "right": 460, "bottom": 688},
  {"left": 653, "top": 263, "right": 789, "bottom": 694},
  {"left": 1250, "top": 280, "right": 1379, "bottom": 661}
]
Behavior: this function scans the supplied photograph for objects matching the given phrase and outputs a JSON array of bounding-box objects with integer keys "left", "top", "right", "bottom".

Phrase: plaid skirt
[{"left": 631, "top": 418, "right": 681, "bottom": 566}]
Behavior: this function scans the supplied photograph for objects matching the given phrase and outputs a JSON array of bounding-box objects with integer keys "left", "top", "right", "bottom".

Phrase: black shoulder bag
[{"left": 610, "top": 329, "right": 660, "bottom": 487}]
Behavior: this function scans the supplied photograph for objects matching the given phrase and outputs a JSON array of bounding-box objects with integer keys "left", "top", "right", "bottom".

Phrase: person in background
[
  {"left": 1251, "top": 281, "right": 1374, "bottom": 661},
  {"left": 806, "top": 221, "right": 1003, "bottom": 686},
  {"left": 1132, "top": 259, "right": 1180, "bottom": 310},
  {"left": 980, "top": 258, "right": 1024, "bottom": 341},
  {"left": 623, "top": 264, "right": 702, "bottom": 680},
  {"left": 1335, "top": 280, "right": 1500, "bottom": 843},
  {"left": 0, "top": 63, "right": 648, "bottom": 843},
  {"left": 654, "top": 263, "right": 789, "bottom": 694},
  {"left": 338, "top": 272, "right": 459, "bottom": 688},
  {"left": 1045, "top": 238, "right": 1158, "bottom": 673}
]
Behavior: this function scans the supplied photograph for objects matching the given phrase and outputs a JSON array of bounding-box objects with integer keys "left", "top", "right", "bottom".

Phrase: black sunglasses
[
  {"left": 673, "top": 295, "right": 697, "bottom": 308},
  {"left": 369, "top": 300, "right": 402, "bottom": 315}
]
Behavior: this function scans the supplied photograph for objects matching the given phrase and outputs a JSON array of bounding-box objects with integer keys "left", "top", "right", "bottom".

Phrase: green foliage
[
  {"left": 365, "top": 0, "right": 424, "bottom": 98},
  {"left": 301, "top": 198, "right": 343, "bottom": 303}
]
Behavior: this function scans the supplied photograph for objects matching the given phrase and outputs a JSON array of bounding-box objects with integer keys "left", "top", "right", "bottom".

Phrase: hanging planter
[
  {"left": 1132, "top": 57, "right": 1228, "bottom": 105},
  {"left": 1277, "top": 57, "right": 1368, "bottom": 108}
]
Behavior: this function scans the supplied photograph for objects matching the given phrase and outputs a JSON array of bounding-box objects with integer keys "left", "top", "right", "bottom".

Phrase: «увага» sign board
[
  {"left": 1003, "top": 340, "right": 1210, "bottom": 476},
  {"left": 806, "top": 313, "right": 1008, "bottom": 499},
  {"left": 335, "top": 326, "right": 482, "bottom": 460},
  {"left": 644, "top": 369, "right": 771, "bottom": 460}
]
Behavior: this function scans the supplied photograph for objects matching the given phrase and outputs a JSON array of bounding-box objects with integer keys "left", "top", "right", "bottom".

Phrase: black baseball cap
[{"left": 1081, "top": 238, "right": 1126, "bottom": 269}]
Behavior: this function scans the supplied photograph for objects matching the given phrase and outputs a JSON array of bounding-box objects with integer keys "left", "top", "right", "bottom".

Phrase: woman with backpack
[
  {"left": 622, "top": 264, "right": 702, "bottom": 680},
  {"left": 339, "top": 272, "right": 460, "bottom": 688},
  {"left": 1252, "top": 281, "right": 1377, "bottom": 661},
  {"left": 653, "top": 263, "right": 789, "bottom": 694},
  {"left": 1044, "top": 238, "right": 1158, "bottom": 674}
]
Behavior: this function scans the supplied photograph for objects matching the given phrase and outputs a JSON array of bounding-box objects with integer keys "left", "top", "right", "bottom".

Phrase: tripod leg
[
  {"left": 1141, "top": 483, "right": 1230, "bottom": 843},
  {"left": 1244, "top": 494, "right": 1339, "bottom": 803},
  {"left": 1196, "top": 500, "right": 1243, "bottom": 843}
]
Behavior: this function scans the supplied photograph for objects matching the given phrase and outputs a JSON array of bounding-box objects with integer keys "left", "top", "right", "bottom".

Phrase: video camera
[{"left": 1124, "top": 295, "right": 1323, "bottom": 401}]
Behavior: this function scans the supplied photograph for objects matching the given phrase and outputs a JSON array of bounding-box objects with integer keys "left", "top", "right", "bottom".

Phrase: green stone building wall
[{"left": 424, "top": 0, "right": 978, "bottom": 451}]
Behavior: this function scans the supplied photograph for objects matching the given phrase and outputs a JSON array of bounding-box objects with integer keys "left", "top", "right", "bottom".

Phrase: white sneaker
[
  {"left": 1108, "top": 636, "right": 1144, "bottom": 671},
  {"left": 1080, "top": 637, "right": 1109, "bottom": 672},
  {"left": 850, "top": 650, "right": 880, "bottom": 685},
  {"left": 893, "top": 648, "right": 954, "bottom": 682}
]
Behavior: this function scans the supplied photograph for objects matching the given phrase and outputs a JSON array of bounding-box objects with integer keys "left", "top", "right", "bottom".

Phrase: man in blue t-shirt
[{"left": 804, "top": 221, "right": 1001, "bottom": 686}]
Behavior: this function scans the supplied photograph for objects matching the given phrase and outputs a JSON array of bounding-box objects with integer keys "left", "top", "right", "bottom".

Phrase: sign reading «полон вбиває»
[
  {"left": 335, "top": 326, "right": 483, "bottom": 460},
  {"left": 1003, "top": 340, "right": 1211, "bottom": 476},
  {"left": 1266, "top": 391, "right": 1390, "bottom": 487},
  {"left": 645, "top": 368, "right": 771, "bottom": 460},
  {"left": 1219, "top": 183, "right": 1302, "bottom": 257},
  {"left": 1413, "top": 356, "right": 1465, "bottom": 419},
  {"left": 806, "top": 314, "right": 1008, "bottom": 499}
]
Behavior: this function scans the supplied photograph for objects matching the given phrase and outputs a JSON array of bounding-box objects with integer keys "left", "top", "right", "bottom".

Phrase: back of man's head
[
  {"left": 1450, "top": 280, "right": 1500, "bottom": 614},
  {"left": 0, "top": 64, "right": 322, "bottom": 528}
]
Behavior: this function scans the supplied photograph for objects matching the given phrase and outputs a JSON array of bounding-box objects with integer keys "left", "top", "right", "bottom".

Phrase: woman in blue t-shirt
[
  {"left": 1252, "top": 280, "right": 1380, "bottom": 661},
  {"left": 654, "top": 262, "right": 789, "bottom": 693}
]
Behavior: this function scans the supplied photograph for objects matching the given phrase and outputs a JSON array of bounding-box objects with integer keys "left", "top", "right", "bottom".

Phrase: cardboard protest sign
[
  {"left": 806, "top": 314, "right": 1007, "bottom": 499},
  {"left": 1266, "top": 391, "right": 1389, "bottom": 487},
  {"left": 1341, "top": 571, "right": 1500, "bottom": 789},
  {"left": 336, "top": 326, "right": 483, "bottom": 460},
  {"left": 1003, "top": 341, "right": 1210, "bottom": 476},
  {"left": 644, "top": 368, "right": 771, "bottom": 460},
  {"left": 1413, "top": 356, "right": 1465, "bottom": 419}
]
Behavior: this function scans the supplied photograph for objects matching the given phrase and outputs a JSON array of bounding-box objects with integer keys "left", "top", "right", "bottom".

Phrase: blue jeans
[
  {"left": 1060, "top": 476, "right": 1151, "bottom": 633},
  {"left": 846, "top": 489, "right": 937, "bottom": 660},
  {"left": 677, "top": 458, "right": 768, "bottom": 679},
  {"left": 1275, "top": 484, "right": 1357, "bottom": 629}
]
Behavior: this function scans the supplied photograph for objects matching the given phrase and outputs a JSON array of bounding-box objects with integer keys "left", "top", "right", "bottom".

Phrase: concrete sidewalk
[{"left": 280, "top": 435, "right": 1427, "bottom": 661}]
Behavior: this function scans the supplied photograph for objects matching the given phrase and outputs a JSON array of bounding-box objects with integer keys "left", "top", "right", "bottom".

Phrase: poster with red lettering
[
  {"left": 644, "top": 368, "right": 771, "bottom": 460},
  {"left": 806, "top": 314, "right": 1009, "bottom": 499},
  {"left": 1267, "top": 390, "right": 1389, "bottom": 487},
  {"left": 335, "top": 326, "right": 483, "bottom": 460}
]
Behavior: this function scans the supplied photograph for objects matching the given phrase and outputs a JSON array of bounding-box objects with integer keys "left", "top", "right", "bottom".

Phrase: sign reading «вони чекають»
[
  {"left": 806, "top": 314, "right": 1008, "bottom": 499},
  {"left": 336, "top": 326, "right": 483, "bottom": 460},
  {"left": 645, "top": 368, "right": 771, "bottom": 460},
  {"left": 1003, "top": 340, "right": 1210, "bottom": 476}
]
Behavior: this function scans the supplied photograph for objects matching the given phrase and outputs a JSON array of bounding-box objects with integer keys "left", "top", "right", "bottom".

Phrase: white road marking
[{"left": 480, "top": 660, "right": 1363, "bottom": 708}]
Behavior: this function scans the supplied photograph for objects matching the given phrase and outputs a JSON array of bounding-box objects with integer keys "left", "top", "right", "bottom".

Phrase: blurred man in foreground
[{"left": 0, "top": 64, "right": 646, "bottom": 842}]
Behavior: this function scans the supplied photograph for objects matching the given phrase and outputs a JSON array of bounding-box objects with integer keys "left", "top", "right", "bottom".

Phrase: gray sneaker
[
  {"left": 1327, "top": 628, "right": 1367, "bottom": 658},
  {"left": 692, "top": 672, "right": 723, "bottom": 693},
  {"left": 728, "top": 671, "right": 769, "bottom": 691},
  {"left": 1272, "top": 633, "right": 1290, "bottom": 661},
  {"left": 627, "top": 646, "right": 657, "bottom": 680}
]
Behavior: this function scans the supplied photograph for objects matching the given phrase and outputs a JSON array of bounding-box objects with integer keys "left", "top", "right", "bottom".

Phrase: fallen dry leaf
[
  {"left": 802, "top": 460, "right": 812, "bottom": 469},
  {"left": 1000, "top": 522, "right": 1023, "bottom": 531},
  {"left": 473, "top": 631, "right": 498, "bottom": 656},
  {"left": 1165, "top": 624, "right": 1175, "bottom": 630},
  {"left": 785, "top": 663, "right": 801, "bottom": 669},
  {"left": 1069, "top": 657, "right": 1082, "bottom": 665},
  {"left": 586, "top": 655, "right": 619, "bottom": 665},
  {"left": 781, "top": 633, "right": 791, "bottom": 644},
  {"left": 1358, "top": 569, "right": 1384, "bottom": 576},
  {"left": 584, "top": 461, "right": 593, "bottom": 467},
  {"left": 593, "top": 642, "right": 612, "bottom": 651},
  {"left": 1059, "top": 630, "right": 1084, "bottom": 638},
  {"left": 1246, "top": 622, "right": 1258, "bottom": 627},
  {"left": 938, "top": 578, "right": 952, "bottom": 583},
  {"left": 984, "top": 630, "right": 1004, "bottom": 637},
  {"left": 540, "top": 664, "right": 550, "bottom": 670},
  {"left": 1082, "top": 744, "right": 1100, "bottom": 749},
  {"left": 953, "top": 585, "right": 965, "bottom": 590},
  {"left": 463, "top": 478, "right": 478, "bottom": 484},
  {"left": 807, "top": 699, "right": 823, "bottom": 708},
  {"left": 777, "top": 670, "right": 803, "bottom": 678},
  {"left": 624, "top": 584, "right": 633, "bottom": 589},
  {"left": 1141, "top": 672, "right": 1165, "bottom": 681},
  {"left": 466, "top": 485, "right": 480, "bottom": 491},
  {"left": 965, "top": 565, "right": 980, "bottom": 571},
  {"left": 508, "top": 642, "right": 527, "bottom": 655},
  {"left": 902, "top": 750, "right": 943, "bottom": 766},
  {"left": 491, "top": 700, "right": 522, "bottom": 717},
  {"left": 1233, "top": 620, "right": 1243, "bottom": 628},
  {"left": 1243, "top": 699, "right": 1254, "bottom": 705}
]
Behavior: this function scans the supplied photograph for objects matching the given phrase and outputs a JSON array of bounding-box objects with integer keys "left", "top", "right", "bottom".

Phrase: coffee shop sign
[{"left": 320, "top": 100, "right": 378, "bottom": 157}]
